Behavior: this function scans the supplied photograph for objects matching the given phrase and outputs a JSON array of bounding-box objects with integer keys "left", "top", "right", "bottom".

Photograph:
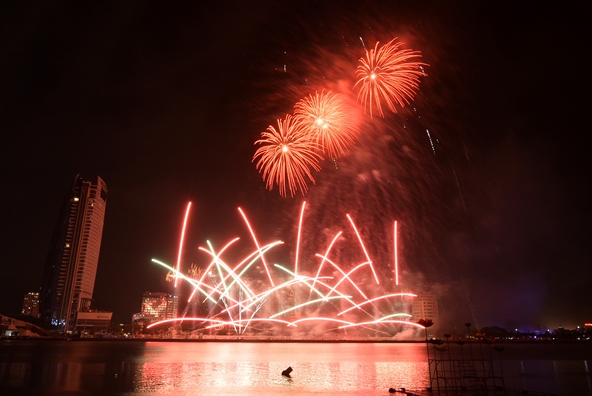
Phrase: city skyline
[{"left": 1, "top": 1, "right": 589, "bottom": 331}]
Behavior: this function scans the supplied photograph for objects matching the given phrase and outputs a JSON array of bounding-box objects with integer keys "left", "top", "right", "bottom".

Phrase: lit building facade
[
  {"left": 75, "top": 311, "right": 113, "bottom": 334},
  {"left": 411, "top": 292, "right": 439, "bottom": 324},
  {"left": 21, "top": 292, "right": 40, "bottom": 318},
  {"left": 140, "top": 292, "right": 178, "bottom": 323},
  {"left": 39, "top": 175, "right": 108, "bottom": 332}
]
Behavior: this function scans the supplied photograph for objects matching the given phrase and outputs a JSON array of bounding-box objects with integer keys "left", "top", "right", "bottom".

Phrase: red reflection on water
[{"left": 136, "top": 342, "right": 429, "bottom": 394}]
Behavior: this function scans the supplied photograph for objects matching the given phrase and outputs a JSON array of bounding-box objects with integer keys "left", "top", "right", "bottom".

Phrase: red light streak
[
  {"left": 339, "top": 320, "right": 425, "bottom": 330},
  {"left": 150, "top": 205, "right": 423, "bottom": 336},
  {"left": 175, "top": 202, "right": 191, "bottom": 288},
  {"left": 270, "top": 296, "right": 351, "bottom": 319},
  {"left": 188, "top": 237, "right": 240, "bottom": 303},
  {"left": 338, "top": 293, "right": 417, "bottom": 316},
  {"left": 394, "top": 220, "right": 399, "bottom": 286},
  {"left": 294, "top": 201, "right": 306, "bottom": 275},
  {"left": 346, "top": 214, "right": 379, "bottom": 284},
  {"left": 316, "top": 257, "right": 370, "bottom": 300},
  {"left": 310, "top": 231, "right": 342, "bottom": 292},
  {"left": 238, "top": 207, "right": 274, "bottom": 287}
]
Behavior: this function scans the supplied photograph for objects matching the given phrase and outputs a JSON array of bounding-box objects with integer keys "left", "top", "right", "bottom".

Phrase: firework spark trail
[
  {"left": 149, "top": 205, "right": 423, "bottom": 335},
  {"left": 293, "top": 91, "right": 358, "bottom": 159},
  {"left": 426, "top": 129, "right": 436, "bottom": 155},
  {"left": 273, "top": 264, "right": 339, "bottom": 301},
  {"left": 339, "top": 320, "right": 424, "bottom": 330},
  {"left": 294, "top": 201, "right": 306, "bottom": 275},
  {"left": 354, "top": 38, "right": 427, "bottom": 118},
  {"left": 377, "top": 313, "right": 412, "bottom": 321},
  {"left": 337, "top": 293, "right": 417, "bottom": 316},
  {"left": 214, "top": 269, "right": 336, "bottom": 319},
  {"left": 218, "top": 241, "right": 284, "bottom": 293},
  {"left": 187, "top": 237, "right": 240, "bottom": 303},
  {"left": 310, "top": 231, "right": 342, "bottom": 292},
  {"left": 253, "top": 114, "right": 323, "bottom": 197},
  {"left": 175, "top": 202, "right": 192, "bottom": 288},
  {"left": 394, "top": 221, "right": 399, "bottom": 286},
  {"left": 148, "top": 317, "right": 294, "bottom": 330},
  {"left": 346, "top": 214, "right": 379, "bottom": 284},
  {"left": 197, "top": 240, "right": 283, "bottom": 303},
  {"left": 151, "top": 259, "right": 232, "bottom": 305},
  {"left": 203, "top": 241, "right": 257, "bottom": 305},
  {"left": 314, "top": 255, "right": 370, "bottom": 300},
  {"left": 238, "top": 207, "right": 275, "bottom": 286},
  {"left": 273, "top": 263, "right": 376, "bottom": 320},
  {"left": 270, "top": 296, "right": 351, "bottom": 319}
]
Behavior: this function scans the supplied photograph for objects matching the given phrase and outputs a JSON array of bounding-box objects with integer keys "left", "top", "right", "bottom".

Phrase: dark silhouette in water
[{"left": 281, "top": 366, "right": 293, "bottom": 378}]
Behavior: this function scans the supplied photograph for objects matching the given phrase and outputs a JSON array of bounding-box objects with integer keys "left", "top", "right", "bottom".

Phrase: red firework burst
[
  {"left": 253, "top": 114, "right": 324, "bottom": 197},
  {"left": 293, "top": 91, "right": 358, "bottom": 158},
  {"left": 354, "top": 38, "right": 427, "bottom": 118}
]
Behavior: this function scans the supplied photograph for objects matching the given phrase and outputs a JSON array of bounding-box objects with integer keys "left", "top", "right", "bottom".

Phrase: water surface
[{"left": 0, "top": 340, "right": 590, "bottom": 395}]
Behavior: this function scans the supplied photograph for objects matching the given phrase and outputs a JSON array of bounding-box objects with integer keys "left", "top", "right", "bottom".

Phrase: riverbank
[{"left": 3, "top": 334, "right": 592, "bottom": 344}]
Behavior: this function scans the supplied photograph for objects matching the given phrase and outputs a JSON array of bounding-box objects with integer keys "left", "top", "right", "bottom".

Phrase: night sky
[{"left": 1, "top": 1, "right": 589, "bottom": 332}]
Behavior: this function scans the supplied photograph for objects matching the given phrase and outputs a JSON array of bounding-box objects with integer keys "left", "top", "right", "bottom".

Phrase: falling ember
[
  {"left": 354, "top": 38, "right": 427, "bottom": 118},
  {"left": 149, "top": 204, "right": 421, "bottom": 336},
  {"left": 175, "top": 202, "right": 192, "bottom": 288},
  {"left": 253, "top": 114, "right": 323, "bottom": 197},
  {"left": 293, "top": 91, "right": 358, "bottom": 159}
]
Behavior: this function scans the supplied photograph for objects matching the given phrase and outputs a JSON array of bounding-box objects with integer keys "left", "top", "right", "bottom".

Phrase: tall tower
[{"left": 40, "top": 175, "right": 108, "bottom": 332}]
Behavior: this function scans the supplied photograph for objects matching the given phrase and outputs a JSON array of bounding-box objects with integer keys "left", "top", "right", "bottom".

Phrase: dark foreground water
[{"left": 0, "top": 340, "right": 590, "bottom": 395}]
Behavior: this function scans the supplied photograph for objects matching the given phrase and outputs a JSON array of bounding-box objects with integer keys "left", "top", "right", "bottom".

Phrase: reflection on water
[
  {"left": 136, "top": 360, "right": 427, "bottom": 394},
  {"left": 1, "top": 340, "right": 591, "bottom": 395},
  {"left": 0, "top": 341, "right": 428, "bottom": 395},
  {"left": 133, "top": 342, "right": 429, "bottom": 395}
]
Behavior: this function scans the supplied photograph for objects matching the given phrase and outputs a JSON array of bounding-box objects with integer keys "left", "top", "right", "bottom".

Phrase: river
[{"left": 0, "top": 340, "right": 590, "bottom": 395}]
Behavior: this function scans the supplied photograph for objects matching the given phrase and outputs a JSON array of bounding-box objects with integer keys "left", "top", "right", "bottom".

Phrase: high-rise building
[
  {"left": 21, "top": 292, "right": 40, "bottom": 318},
  {"left": 139, "top": 292, "right": 178, "bottom": 323},
  {"left": 39, "top": 175, "right": 108, "bottom": 332},
  {"left": 411, "top": 292, "right": 439, "bottom": 325}
]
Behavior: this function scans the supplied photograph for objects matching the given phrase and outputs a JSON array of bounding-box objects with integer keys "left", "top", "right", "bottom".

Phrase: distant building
[
  {"left": 21, "top": 292, "right": 40, "bottom": 318},
  {"left": 39, "top": 175, "right": 108, "bottom": 333},
  {"left": 411, "top": 292, "right": 439, "bottom": 325},
  {"left": 131, "top": 312, "right": 152, "bottom": 334},
  {"left": 75, "top": 311, "right": 113, "bottom": 334},
  {"left": 139, "top": 292, "right": 178, "bottom": 323}
]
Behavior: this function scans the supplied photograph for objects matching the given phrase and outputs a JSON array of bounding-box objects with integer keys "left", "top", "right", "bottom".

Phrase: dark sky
[{"left": 1, "top": 1, "right": 589, "bottom": 331}]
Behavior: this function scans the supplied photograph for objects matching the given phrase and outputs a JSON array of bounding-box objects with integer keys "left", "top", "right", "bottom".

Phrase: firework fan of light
[
  {"left": 253, "top": 38, "right": 427, "bottom": 197},
  {"left": 149, "top": 202, "right": 424, "bottom": 336}
]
